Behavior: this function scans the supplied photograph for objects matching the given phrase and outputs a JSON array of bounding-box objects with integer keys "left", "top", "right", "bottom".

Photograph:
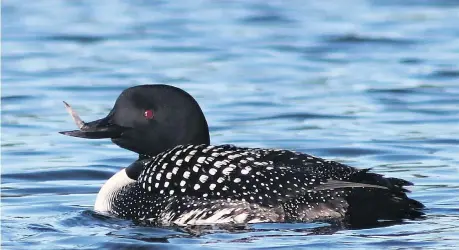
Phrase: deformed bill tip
[{"left": 62, "top": 101, "right": 85, "bottom": 129}]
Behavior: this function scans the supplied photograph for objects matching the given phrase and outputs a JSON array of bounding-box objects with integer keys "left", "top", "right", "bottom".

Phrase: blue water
[{"left": 2, "top": 0, "right": 459, "bottom": 249}]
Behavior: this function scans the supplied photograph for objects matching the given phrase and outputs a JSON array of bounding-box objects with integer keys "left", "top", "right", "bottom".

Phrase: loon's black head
[{"left": 60, "top": 84, "right": 210, "bottom": 156}]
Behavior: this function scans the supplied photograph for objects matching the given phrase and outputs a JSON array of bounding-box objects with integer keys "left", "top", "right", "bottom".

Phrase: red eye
[{"left": 144, "top": 109, "right": 154, "bottom": 119}]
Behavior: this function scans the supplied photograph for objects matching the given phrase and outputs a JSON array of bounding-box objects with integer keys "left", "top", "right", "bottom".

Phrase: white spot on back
[
  {"left": 241, "top": 166, "right": 251, "bottom": 175},
  {"left": 199, "top": 175, "right": 209, "bottom": 183},
  {"left": 197, "top": 157, "right": 206, "bottom": 164},
  {"left": 214, "top": 161, "right": 225, "bottom": 168},
  {"left": 209, "top": 168, "right": 217, "bottom": 175},
  {"left": 222, "top": 165, "right": 236, "bottom": 175},
  {"left": 172, "top": 167, "right": 179, "bottom": 174}
]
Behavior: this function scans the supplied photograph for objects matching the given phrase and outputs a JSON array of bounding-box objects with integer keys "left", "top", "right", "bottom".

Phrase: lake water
[{"left": 2, "top": 0, "right": 459, "bottom": 249}]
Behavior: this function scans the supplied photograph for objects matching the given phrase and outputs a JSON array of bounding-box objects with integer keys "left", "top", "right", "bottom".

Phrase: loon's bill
[
  {"left": 60, "top": 84, "right": 425, "bottom": 228},
  {"left": 59, "top": 101, "right": 128, "bottom": 139}
]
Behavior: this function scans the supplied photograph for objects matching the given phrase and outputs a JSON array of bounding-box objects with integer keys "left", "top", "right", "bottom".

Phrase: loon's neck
[{"left": 94, "top": 169, "right": 136, "bottom": 213}]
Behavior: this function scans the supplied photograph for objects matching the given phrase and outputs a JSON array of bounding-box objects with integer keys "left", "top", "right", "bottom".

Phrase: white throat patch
[{"left": 94, "top": 169, "right": 136, "bottom": 213}]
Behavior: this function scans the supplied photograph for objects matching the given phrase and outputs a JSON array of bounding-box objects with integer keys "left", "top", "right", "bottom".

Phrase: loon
[{"left": 60, "top": 84, "right": 424, "bottom": 227}]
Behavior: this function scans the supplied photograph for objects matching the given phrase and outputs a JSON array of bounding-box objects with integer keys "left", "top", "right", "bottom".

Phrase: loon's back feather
[
  {"left": 105, "top": 144, "right": 424, "bottom": 227},
  {"left": 138, "top": 144, "right": 357, "bottom": 207}
]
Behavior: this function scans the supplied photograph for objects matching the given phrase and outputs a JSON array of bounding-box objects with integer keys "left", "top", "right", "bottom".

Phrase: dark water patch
[
  {"left": 43, "top": 34, "right": 109, "bottom": 44},
  {"left": 6, "top": 149, "right": 53, "bottom": 157},
  {"left": 27, "top": 223, "right": 62, "bottom": 233},
  {"left": 382, "top": 118, "right": 459, "bottom": 124},
  {"left": 400, "top": 57, "right": 424, "bottom": 65},
  {"left": 208, "top": 125, "right": 230, "bottom": 133},
  {"left": 239, "top": 2, "right": 294, "bottom": 25},
  {"left": 1, "top": 142, "right": 27, "bottom": 148},
  {"left": 2, "top": 185, "right": 97, "bottom": 197},
  {"left": 366, "top": 86, "right": 441, "bottom": 95},
  {"left": 324, "top": 34, "right": 415, "bottom": 46},
  {"left": 414, "top": 98, "right": 459, "bottom": 105},
  {"left": 1, "top": 95, "right": 39, "bottom": 103},
  {"left": 5, "top": 68, "right": 83, "bottom": 79},
  {"left": 426, "top": 69, "right": 459, "bottom": 79},
  {"left": 247, "top": 112, "right": 355, "bottom": 122},
  {"left": 422, "top": 138, "right": 459, "bottom": 145},
  {"left": 95, "top": 157, "right": 136, "bottom": 166},
  {"left": 286, "top": 125, "right": 322, "bottom": 131},
  {"left": 2, "top": 167, "right": 116, "bottom": 184},
  {"left": 369, "top": 140, "right": 441, "bottom": 153},
  {"left": 367, "top": 88, "right": 416, "bottom": 95},
  {"left": 270, "top": 44, "right": 309, "bottom": 54},
  {"left": 403, "top": 108, "right": 459, "bottom": 116},
  {"left": 150, "top": 45, "right": 220, "bottom": 54},
  {"left": 225, "top": 100, "right": 287, "bottom": 108},
  {"left": 241, "top": 13, "right": 294, "bottom": 25},
  {"left": 319, "top": 147, "right": 388, "bottom": 157},
  {"left": 157, "top": 76, "right": 193, "bottom": 84},
  {"left": 372, "top": 153, "right": 436, "bottom": 162}
]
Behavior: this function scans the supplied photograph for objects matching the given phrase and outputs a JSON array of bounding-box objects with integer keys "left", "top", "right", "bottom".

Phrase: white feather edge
[{"left": 313, "top": 179, "right": 388, "bottom": 191}]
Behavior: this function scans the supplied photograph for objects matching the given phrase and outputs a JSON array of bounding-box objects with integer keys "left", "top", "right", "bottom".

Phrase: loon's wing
[
  {"left": 254, "top": 148, "right": 424, "bottom": 225},
  {"left": 255, "top": 148, "right": 415, "bottom": 192}
]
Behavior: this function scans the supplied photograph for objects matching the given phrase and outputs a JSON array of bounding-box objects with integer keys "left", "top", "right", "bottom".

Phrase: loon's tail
[{"left": 344, "top": 169, "right": 425, "bottom": 227}]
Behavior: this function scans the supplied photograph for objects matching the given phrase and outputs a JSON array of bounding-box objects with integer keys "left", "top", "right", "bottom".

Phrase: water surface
[{"left": 2, "top": 0, "right": 459, "bottom": 249}]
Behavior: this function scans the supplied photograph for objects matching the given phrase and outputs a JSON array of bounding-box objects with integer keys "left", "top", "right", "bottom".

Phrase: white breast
[{"left": 94, "top": 168, "right": 136, "bottom": 213}]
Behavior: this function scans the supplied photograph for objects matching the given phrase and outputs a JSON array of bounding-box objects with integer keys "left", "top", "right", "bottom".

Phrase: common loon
[{"left": 60, "top": 84, "right": 424, "bottom": 227}]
